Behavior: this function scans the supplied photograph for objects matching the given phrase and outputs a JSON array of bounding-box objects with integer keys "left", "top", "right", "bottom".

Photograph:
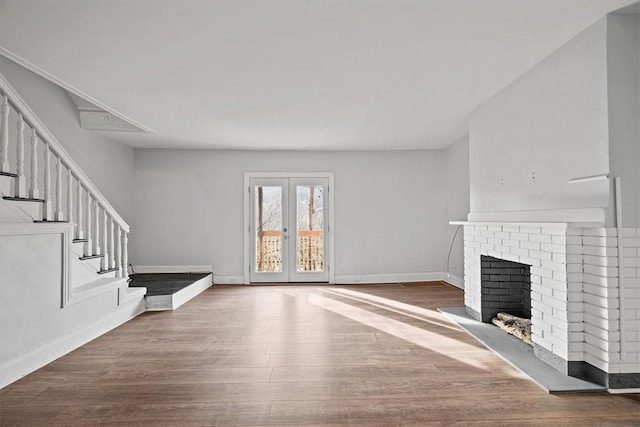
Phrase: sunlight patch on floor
[{"left": 303, "top": 291, "right": 493, "bottom": 371}]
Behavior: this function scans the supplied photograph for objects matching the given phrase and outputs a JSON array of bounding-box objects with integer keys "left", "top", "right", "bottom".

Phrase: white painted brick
[
  {"left": 503, "top": 239, "right": 519, "bottom": 248},
  {"left": 568, "top": 352, "right": 585, "bottom": 361},
  {"left": 487, "top": 225, "right": 502, "bottom": 232},
  {"left": 480, "top": 243, "right": 495, "bottom": 252},
  {"left": 568, "top": 322, "right": 584, "bottom": 332},
  {"left": 566, "top": 272, "right": 583, "bottom": 283},
  {"left": 584, "top": 303, "right": 618, "bottom": 320},
  {"left": 623, "top": 267, "right": 636, "bottom": 277},
  {"left": 583, "top": 293, "right": 610, "bottom": 309},
  {"left": 585, "top": 334, "right": 610, "bottom": 352},
  {"left": 582, "top": 228, "right": 613, "bottom": 237},
  {"left": 550, "top": 307, "right": 568, "bottom": 323},
  {"left": 520, "top": 241, "right": 541, "bottom": 250},
  {"left": 487, "top": 237, "right": 501, "bottom": 245},
  {"left": 583, "top": 254, "right": 614, "bottom": 267},
  {"left": 583, "top": 264, "right": 617, "bottom": 277},
  {"left": 583, "top": 236, "right": 618, "bottom": 247},
  {"left": 510, "top": 232, "right": 528, "bottom": 241},
  {"left": 540, "top": 243, "right": 565, "bottom": 254},
  {"left": 540, "top": 276, "right": 565, "bottom": 291},
  {"left": 520, "top": 226, "right": 542, "bottom": 234},
  {"left": 567, "top": 236, "right": 582, "bottom": 245},
  {"left": 530, "top": 234, "right": 552, "bottom": 244},
  {"left": 552, "top": 252, "right": 566, "bottom": 263},
  {"left": 540, "top": 295, "right": 566, "bottom": 311},
  {"left": 624, "top": 257, "right": 640, "bottom": 268},
  {"left": 541, "top": 260, "right": 566, "bottom": 272},
  {"left": 502, "top": 225, "right": 520, "bottom": 233},
  {"left": 585, "top": 343, "right": 610, "bottom": 363},
  {"left": 623, "top": 228, "right": 638, "bottom": 238},
  {"left": 552, "top": 270, "right": 567, "bottom": 282},
  {"left": 552, "top": 235, "right": 567, "bottom": 245},
  {"left": 481, "top": 231, "right": 494, "bottom": 238},
  {"left": 566, "top": 228, "right": 583, "bottom": 236},
  {"left": 582, "top": 245, "right": 617, "bottom": 257},
  {"left": 624, "top": 237, "right": 640, "bottom": 248},
  {"left": 568, "top": 291, "right": 583, "bottom": 302},
  {"left": 552, "top": 289, "right": 567, "bottom": 301},
  {"left": 568, "top": 342, "right": 584, "bottom": 353},
  {"left": 567, "top": 311, "right": 584, "bottom": 323},
  {"left": 583, "top": 274, "right": 616, "bottom": 288},
  {"left": 567, "top": 263, "right": 583, "bottom": 273},
  {"left": 535, "top": 268, "right": 553, "bottom": 279},
  {"left": 530, "top": 250, "right": 552, "bottom": 261},
  {"left": 511, "top": 248, "right": 529, "bottom": 258},
  {"left": 584, "top": 313, "right": 618, "bottom": 331},
  {"left": 494, "top": 245, "right": 510, "bottom": 253},
  {"left": 494, "top": 231, "right": 510, "bottom": 239}
]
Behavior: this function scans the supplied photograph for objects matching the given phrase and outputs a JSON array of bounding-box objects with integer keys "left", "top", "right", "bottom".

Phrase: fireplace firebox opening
[{"left": 480, "top": 255, "right": 531, "bottom": 323}]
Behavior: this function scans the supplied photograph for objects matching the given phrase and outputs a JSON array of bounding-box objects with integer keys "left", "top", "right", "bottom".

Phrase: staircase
[{"left": 0, "top": 71, "right": 144, "bottom": 311}]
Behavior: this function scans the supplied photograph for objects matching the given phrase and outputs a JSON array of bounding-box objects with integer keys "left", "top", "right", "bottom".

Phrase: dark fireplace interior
[{"left": 480, "top": 256, "right": 531, "bottom": 323}]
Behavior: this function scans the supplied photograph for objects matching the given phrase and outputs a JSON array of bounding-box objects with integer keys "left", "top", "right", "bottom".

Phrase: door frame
[{"left": 243, "top": 172, "right": 335, "bottom": 285}]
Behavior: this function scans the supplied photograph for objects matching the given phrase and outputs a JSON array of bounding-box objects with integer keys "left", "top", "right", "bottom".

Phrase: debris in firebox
[{"left": 492, "top": 312, "right": 532, "bottom": 345}]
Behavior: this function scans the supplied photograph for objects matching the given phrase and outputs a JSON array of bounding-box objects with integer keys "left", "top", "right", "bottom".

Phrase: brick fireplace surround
[{"left": 459, "top": 222, "right": 640, "bottom": 390}]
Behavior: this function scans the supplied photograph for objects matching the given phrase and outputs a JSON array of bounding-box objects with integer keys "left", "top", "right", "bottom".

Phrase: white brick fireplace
[{"left": 458, "top": 222, "right": 640, "bottom": 390}]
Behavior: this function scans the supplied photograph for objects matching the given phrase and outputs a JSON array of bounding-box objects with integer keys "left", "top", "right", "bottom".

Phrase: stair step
[
  {"left": 3, "top": 196, "right": 45, "bottom": 203},
  {"left": 0, "top": 171, "right": 17, "bottom": 178},
  {"left": 98, "top": 268, "right": 118, "bottom": 275},
  {"left": 73, "top": 238, "right": 88, "bottom": 243},
  {"left": 79, "top": 254, "right": 104, "bottom": 260},
  {"left": 34, "top": 220, "right": 69, "bottom": 223}
]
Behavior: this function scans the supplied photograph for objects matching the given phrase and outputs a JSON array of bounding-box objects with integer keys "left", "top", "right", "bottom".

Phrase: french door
[{"left": 248, "top": 176, "right": 329, "bottom": 283}]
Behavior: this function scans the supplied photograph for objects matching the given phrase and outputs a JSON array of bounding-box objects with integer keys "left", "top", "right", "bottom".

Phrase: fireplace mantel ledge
[{"left": 449, "top": 220, "right": 605, "bottom": 229}]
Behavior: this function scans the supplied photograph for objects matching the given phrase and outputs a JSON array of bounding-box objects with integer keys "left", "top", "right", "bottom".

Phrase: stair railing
[{"left": 0, "top": 72, "right": 129, "bottom": 285}]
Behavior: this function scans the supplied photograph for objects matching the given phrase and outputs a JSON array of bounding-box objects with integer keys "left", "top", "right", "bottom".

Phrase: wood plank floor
[{"left": 1, "top": 282, "right": 639, "bottom": 426}]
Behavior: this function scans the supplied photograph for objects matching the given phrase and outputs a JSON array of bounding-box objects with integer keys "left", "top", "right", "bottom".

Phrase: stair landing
[{"left": 128, "top": 273, "right": 213, "bottom": 311}]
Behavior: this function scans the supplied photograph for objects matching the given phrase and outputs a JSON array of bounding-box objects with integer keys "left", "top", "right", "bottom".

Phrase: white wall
[
  {"left": 0, "top": 56, "right": 135, "bottom": 223},
  {"left": 133, "top": 149, "right": 447, "bottom": 281},
  {"left": 445, "top": 136, "right": 469, "bottom": 285},
  {"left": 469, "top": 18, "right": 611, "bottom": 222},
  {"left": 607, "top": 13, "right": 640, "bottom": 227}
]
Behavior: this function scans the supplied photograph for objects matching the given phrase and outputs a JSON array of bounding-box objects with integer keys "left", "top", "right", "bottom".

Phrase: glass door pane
[
  {"left": 255, "top": 185, "right": 283, "bottom": 273},
  {"left": 288, "top": 177, "right": 329, "bottom": 283},
  {"left": 296, "top": 185, "right": 324, "bottom": 272}
]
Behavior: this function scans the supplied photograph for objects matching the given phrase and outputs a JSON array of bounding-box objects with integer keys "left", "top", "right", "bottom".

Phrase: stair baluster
[
  {"left": 101, "top": 208, "right": 108, "bottom": 270},
  {"left": 115, "top": 225, "right": 122, "bottom": 277},
  {"left": 54, "top": 156, "right": 64, "bottom": 220},
  {"left": 29, "top": 129, "right": 39, "bottom": 199},
  {"left": 122, "top": 232, "right": 128, "bottom": 279},
  {"left": 1, "top": 95, "right": 9, "bottom": 172},
  {"left": 76, "top": 183, "right": 84, "bottom": 239},
  {"left": 94, "top": 200, "right": 100, "bottom": 257},
  {"left": 67, "top": 170, "right": 73, "bottom": 228},
  {"left": 108, "top": 217, "right": 115, "bottom": 270},
  {"left": 15, "top": 114, "right": 25, "bottom": 197},
  {"left": 43, "top": 144, "right": 52, "bottom": 219},
  {"left": 85, "top": 194, "right": 93, "bottom": 256}
]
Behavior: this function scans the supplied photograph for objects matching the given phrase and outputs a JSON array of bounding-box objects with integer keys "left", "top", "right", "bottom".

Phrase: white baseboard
[
  {"left": 213, "top": 274, "right": 244, "bottom": 285},
  {"left": 0, "top": 296, "right": 145, "bottom": 388},
  {"left": 133, "top": 265, "right": 212, "bottom": 274},
  {"left": 608, "top": 388, "right": 640, "bottom": 394},
  {"left": 442, "top": 273, "right": 464, "bottom": 289},
  {"left": 334, "top": 272, "right": 446, "bottom": 284}
]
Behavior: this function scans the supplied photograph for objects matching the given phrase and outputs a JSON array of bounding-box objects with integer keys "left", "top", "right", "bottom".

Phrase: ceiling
[{"left": 0, "top": 0, "right": 636, "bottom": 151}]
